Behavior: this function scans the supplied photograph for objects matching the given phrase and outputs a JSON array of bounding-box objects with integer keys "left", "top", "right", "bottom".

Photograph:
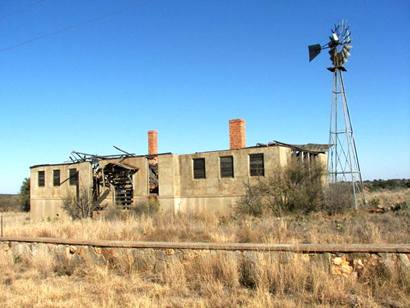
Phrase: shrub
[
  {"left": 368, "top": 196, "right": 381, "bottom": 208},
  {"left": 103, "top": 206, "right": 130, "bottom": 221},
  {"left": 53, "top": 253, "right": 79, "bottom": 276},
  {"left": 239, "top": 257, "right": 257, "bottom": 289},
  {"left": 237, "top": 159, "right": 325, "bottom": 216},
  {"left": 132, "top": 198, "right": 160, "bottom": 216},
  {"left": 393, "top": 201, "right": 409, "bottom": 212},
  {"left": 238, "top": 179, "right": 269, "bottom": 217},
  {"left": 63, "top": 188, "right": 98, "bottom": 219},
  {"left": 323, "top": 182, "right": 355, "bottom": 214}
]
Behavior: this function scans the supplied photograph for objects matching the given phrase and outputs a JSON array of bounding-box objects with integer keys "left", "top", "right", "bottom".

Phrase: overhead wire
[{"left": 0, "top": 2, "right": 134, "bottom": 53}]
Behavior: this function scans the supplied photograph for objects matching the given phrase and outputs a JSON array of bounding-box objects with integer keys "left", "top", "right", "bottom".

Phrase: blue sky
[{"left": 0, "top": 0, "right": 409, "bottom": 193}]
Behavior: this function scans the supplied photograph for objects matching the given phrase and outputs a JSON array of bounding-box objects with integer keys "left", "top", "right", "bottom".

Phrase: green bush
[{"left": 237, "top": 159, "right": 326, "bottom": 216}]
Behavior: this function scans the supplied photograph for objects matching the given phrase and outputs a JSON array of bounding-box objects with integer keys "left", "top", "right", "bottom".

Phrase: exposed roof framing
[{"left": 256, "top": 140, "right": 330, "bottom": 154}]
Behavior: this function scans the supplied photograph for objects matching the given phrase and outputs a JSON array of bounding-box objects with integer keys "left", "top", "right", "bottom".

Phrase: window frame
[
  {"left": 220, "top": 156, "right": 234, "bottom": 178},
  {"left": 193, "top": 158, "right": 206, "bottom": 179},
  {"left": 53, "top": 169, "right": 61, "bottom": 187},
  {"left": 249, "top": 153, "right": 265, "bottom": 176},
  {"left": 69, "top": 168, "right": 78, "bottom": 186},
  {"left": 38, "top": 171, "right": 45, "bottom": 187}
]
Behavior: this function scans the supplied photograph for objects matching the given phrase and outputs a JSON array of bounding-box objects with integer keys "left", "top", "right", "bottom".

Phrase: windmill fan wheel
[{"left": 329, "top": 21, "right": 352, "bottom": 67}]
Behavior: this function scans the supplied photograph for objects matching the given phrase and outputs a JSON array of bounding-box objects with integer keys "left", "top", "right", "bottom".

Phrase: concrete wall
[
  {"left": 30, "top": 162, "right": 93, "bottom": 221},
  {"left": 158, "top": 154, "right": 181, "bottom": 212},
  {"left": 158, "top": 146, "right": 295, "bottom": 213}
]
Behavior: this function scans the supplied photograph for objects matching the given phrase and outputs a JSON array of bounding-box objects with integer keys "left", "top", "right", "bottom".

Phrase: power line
[{"left": 0, "top": 3, "right": 133, "bottom": 53}]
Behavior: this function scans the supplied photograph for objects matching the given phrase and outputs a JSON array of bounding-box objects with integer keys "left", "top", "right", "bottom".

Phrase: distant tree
[
  {"left": 20, "top": 178, "right": 30, "bottom": 211},
  {"left": 363, "top": 178, "right": 410, "bottom": 191}
]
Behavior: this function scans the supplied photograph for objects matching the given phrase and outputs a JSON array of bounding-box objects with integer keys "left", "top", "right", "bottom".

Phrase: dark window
[
  {"left": 250, "top": 153, "right": 264, "bottom": 176},
  {"left": 38, "top": 171, "right": 45, "bottom": 187},
  {"left": 193, "top": 158, "right": 206, "bottom": 179},
  {"left": 220, "top": 156, "right": 234, "bottom": 178},
  {"left": 69, "top": 168, "right": 78, "bottom": 186},
  {"left": 53, "top": 169, "right": 60, "bottom": 186}
]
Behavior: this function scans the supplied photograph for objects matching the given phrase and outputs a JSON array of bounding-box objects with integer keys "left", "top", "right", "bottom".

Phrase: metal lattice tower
[{"left": 308, "top": 21, "right": 364, "bottom": 209}]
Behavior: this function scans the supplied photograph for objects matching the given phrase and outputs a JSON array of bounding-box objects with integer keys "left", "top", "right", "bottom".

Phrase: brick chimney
[
  {"left": 148, "top": 130, "right": 158, "bottom": 155},
  {"left": 229, "top": 119, "right": 246, "bottom": 150}
]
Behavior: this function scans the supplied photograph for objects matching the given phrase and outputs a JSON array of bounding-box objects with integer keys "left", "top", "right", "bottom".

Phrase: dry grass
[
  {"left": 0, "top": 189, "right": 409, "bottom": 307},
  {"left": 3, "top": 190, "right": 409, "bottom": 245},
  {"left": 0, "top": 244, "right": 409, "bottom": 307},
  {"left": 4, "top": 204, "right": 410, "bottom": 245},
  {"left": 1, "top": 212, "right": 29, "bottom": 226},
  {"left": 2, "top": 209, "right": 409, "bottom": 244},
  {"left": 0, "top": 194, "right": 20, "bottom": 212}
]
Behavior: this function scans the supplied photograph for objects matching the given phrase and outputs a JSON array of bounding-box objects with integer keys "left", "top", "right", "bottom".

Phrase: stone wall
[{"left": 1, "top": 240, "right": 409, "bottom": 282}]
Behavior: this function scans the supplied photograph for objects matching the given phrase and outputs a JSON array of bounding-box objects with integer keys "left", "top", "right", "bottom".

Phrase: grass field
[
  {"left": 3, "top": 189, "right": 410, "bottom": 244},
  {"left": 0, "top": 194, "right": 20, "bottom": 212},
  {"left": 0, "top": 189, "right": 409, "bottom": 307},
  {"left": 1, "top": 243, "right": 409, "bottom": 307}
]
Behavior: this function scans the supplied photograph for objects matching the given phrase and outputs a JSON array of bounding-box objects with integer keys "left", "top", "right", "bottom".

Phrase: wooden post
[{"left": 1, "top": 213, "right": 3, "bottom": 237}]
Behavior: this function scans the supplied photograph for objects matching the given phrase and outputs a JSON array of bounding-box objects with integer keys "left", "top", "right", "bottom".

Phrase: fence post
[{"left": 1, "top": 213, "right": 3, "bottom": 237}]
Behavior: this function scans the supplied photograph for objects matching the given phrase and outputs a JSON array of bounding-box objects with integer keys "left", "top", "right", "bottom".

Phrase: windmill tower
[{"left": 308, "top": 21, "right": 364, "bottom": 209}]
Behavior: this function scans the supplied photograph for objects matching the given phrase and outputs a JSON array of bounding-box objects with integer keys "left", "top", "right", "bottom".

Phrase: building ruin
[{"left": 29, "top": 119, "right": 328, "bottom": 220}]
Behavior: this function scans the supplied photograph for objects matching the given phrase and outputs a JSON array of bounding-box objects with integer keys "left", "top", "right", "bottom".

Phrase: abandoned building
[{"left": 29, "top": 119, "right": 329, "bottom": 220}]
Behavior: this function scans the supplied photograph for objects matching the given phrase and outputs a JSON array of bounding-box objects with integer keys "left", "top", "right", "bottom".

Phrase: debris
[{"left": 331, "top": 256, "right": 353, "bottom": 276}]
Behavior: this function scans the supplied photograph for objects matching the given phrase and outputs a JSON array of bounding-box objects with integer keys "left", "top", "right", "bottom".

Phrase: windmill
[{"left": 308, "top": 21, "right": 364, "bottom": 209}]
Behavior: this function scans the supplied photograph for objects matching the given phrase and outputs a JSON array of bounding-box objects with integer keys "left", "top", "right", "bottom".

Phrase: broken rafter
[{"left": 113, "top": 145, "right": 135, "bottom": 156}]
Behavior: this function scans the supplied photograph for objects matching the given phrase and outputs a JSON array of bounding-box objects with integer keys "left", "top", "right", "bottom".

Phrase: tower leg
[{"left": 328, "top": 68, "right": 364, "bottom": 209}]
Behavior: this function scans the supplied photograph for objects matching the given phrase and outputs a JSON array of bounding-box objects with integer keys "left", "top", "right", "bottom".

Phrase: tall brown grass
[
  {"left": 4, "top": 205, "right": 410, "bottom": 244},
  {"left": 1, "top": 244, "right": 409, "bottom": 307}
]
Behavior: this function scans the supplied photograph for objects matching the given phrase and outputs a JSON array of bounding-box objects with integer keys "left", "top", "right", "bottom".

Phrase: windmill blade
[
  {"left": 344, "top": 44, "right": 352, "bottom": 51},
  {"left": 341, "top": 20, "right": 347, "bottom": 31},
  {"left": 342, "top": 45, "right": 351, "bottom": 52},
  {"left": 342, "top": 31, "right": 351, "bottom": 43},
  {"left": 342, "top": 48, "right": 350, "bottom": 59},
  {"left": 308, "top": 44, "right": 322, "bottom": 61}
]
